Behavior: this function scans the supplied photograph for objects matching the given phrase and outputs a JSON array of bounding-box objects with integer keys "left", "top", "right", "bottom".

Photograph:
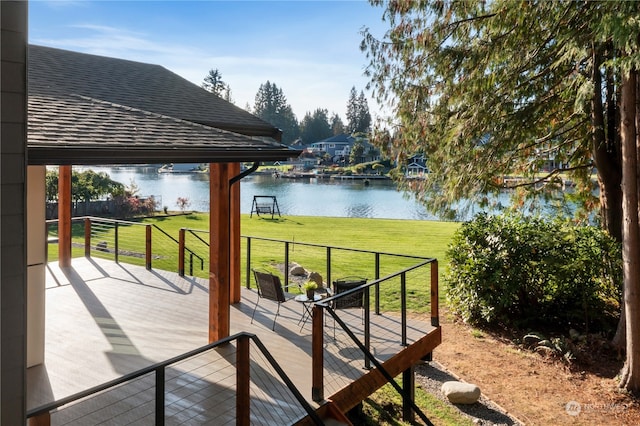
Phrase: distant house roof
[
  {"left": 27, "top": 45, "right": 299, "bottom": 165},
  {"left": 317, "top": 133, "right": 354, "bottom": 144}
]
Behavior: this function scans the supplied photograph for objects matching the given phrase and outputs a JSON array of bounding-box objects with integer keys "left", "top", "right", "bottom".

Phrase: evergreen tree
[
  {"left": 356, "top": 91, "right": 372, "bottom": 134},
  {"left": 330, "top": 113, "right": 345, "bottom": 135},
  {"left": 362, "top": 0, "right": 640, "bottom": 392},
  {"left": 346, "top": 86, "right": 359, "bottom": 134},
  {"left": 202, "top": 68, "right": 232, "bottom": 102},
  {"left": 300, "top": 108, "right": 332, "bottom": 143},
  {"left": 253, "top": 81, "right": 300, "bottom": 144},
  {"left": 346, "top": 86, "right": 372, "bottom": 134}
]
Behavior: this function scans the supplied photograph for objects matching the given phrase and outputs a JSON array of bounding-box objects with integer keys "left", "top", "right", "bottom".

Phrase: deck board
[{"left": 27, "top": 257, "right": 437, "bottom": 424}]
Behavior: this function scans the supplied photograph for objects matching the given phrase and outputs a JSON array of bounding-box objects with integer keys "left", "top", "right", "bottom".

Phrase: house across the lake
[
  {"left": 307, "top": 134, "right": 379, "bottom": 165},
  {"left": 406, "top": 154, "right": 429, "bottom": 177}
]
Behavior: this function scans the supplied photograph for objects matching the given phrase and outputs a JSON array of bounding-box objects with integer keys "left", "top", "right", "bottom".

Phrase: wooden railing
[
  {"left": 46, "top": 217, "right": 206, "bottom": 274},
  {"left": 45, "top": 217, "right": 440, "bottom": 423},
  {"left": 243, "top": 235, "right": 435, "bottom": 313},
  {"left": 242, "top": 236, "right": 440, "bottom": 421},
  {"left": 311, "top": 260, "right": 438, "bottom": 399}
]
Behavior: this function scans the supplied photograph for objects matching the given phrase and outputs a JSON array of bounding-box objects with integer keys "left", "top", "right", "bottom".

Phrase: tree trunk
[
  {"left": 592, "top": 45, "right": 623, "bottom": 243},
  {"left": 618, "top": 68, "right": 640, "bottom": 393},
  {"left": 592, "top": 45, "right": 625, "bottom": 350},
  {"left": 591, "top": 44, "right": 626, "bottom": 351}
]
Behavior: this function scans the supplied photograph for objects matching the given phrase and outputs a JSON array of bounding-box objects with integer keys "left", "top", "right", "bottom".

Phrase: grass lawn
[
  {"left": 141, "top": 212, "right": 458, "bottom": 261},
  {"left": 145, "top": 213, "right": 459, "bottom": 302},
  {"left": 50, "top": 213, "right": 460, "bottom": 305}
]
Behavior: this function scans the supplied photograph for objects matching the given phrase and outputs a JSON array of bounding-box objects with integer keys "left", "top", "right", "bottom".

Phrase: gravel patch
[{"left": 415, "top": 361, "right": 524, "bottom": 425}]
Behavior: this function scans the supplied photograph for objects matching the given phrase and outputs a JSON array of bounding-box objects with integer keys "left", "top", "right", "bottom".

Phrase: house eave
[{"left": 27, "top": 147, "right": 302, "bottom": 166}]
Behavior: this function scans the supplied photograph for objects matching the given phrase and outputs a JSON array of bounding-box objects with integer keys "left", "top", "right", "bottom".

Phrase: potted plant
[{"left": 302, "top": 281, "right": 318, "bottom": 300}]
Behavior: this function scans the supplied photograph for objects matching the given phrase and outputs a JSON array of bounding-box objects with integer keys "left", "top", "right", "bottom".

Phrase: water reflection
[{"left": 81, "top": 166, "right": 441, "bottom": 220}]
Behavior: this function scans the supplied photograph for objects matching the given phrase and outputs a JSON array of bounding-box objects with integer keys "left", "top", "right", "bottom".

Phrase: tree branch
[{"left": 499, "top": 164, "right": 594, "bottom": 189}]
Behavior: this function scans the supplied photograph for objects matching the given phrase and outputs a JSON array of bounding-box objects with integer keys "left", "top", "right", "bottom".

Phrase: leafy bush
[{"left": 445, "top": 213, "right": 621, "bottom": 333}]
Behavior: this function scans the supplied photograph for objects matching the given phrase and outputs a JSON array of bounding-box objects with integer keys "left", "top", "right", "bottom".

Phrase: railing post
[
  {"left": 364, "top": 286, "right": 371, "bottom": 370},
  {"left": 145, "top": 224, "right": 152, "bottom": 270},
  {"left": 155, "top": 367, "right": 165, "bottom": 426},
  {"left": 374, "top": 252, "right": 380, "bottom": 315},
  {"left": 237, "top": 335, "right": 251, "bottom": 426},
  {"left": 84, "top": 218, "right": 91, "bottom": 258},
  {"left": 190, "top": 254, "right": 194, "bottom": 276},
  {"left": 245, "top": 237, "right": 252, "bottom": 289},
  {"left": 326, "top": 247, "right": 331, "bottom": 286},
  {"left": 402, "top": 365, "right": 416, "bottom": 423},
  {"left": 431, "top": 260, "right": 439, "bottom": 327},
  {"left": 284, "top": 241, "right": 290, "bottom": 290},
  {"left": 178, "top": 228, "right": 185, "bottom": 276},
  {"left": 311, "top": 305, "right": 324, "bottom": 402},
  {"left": 114, "top": 222, "right": 119, "bottom": 263},
  {"left": 401, "top": 272, "right": 407, "bottom": 346},
  {"left": 28, "top": 412, "right": 50, "bottom": 426}
]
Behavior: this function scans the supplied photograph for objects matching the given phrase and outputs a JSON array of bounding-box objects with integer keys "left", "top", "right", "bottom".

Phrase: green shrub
[{"left": 445, "top": 213, "right": 621, "bottom": 333}]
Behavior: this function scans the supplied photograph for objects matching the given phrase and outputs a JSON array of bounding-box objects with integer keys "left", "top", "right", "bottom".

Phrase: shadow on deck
[{"left": 27, "top": 257, "right": 440, "bottom": 424}]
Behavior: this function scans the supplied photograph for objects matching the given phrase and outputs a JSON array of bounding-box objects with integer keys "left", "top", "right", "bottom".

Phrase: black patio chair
[
  {"left": 331, "top": 277, "right": 367, "bottom": 338},
  {"left": 251, "top": 269, "right": 290, "bottom": 330}
]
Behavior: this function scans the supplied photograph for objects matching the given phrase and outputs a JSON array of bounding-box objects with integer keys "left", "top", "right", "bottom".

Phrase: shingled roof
[{"left": 27, "top": 44, "right": 299, "bottom": 165}]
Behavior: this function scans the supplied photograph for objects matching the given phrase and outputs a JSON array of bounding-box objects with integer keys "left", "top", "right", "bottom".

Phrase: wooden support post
[
  {"left": 401, "top": 272, "right": 407, "bottom": 346},
  {"left": 402, "top": 365, "right": 415, "bottom": 423},
  {"left": 145, "top": 224, "right": 152, "bottom": 270},
  {"left": 431, "top": 260, "right": 439, "bottom": 327},
  {"left": 58, "top": 165, "right": 72, "bottom": 267},
  {"left": 236, "top": 335, "right": 251, "bottom": 426},
  {"left": 209, "top": 163, "right": 231, "bottom": 342},
  {"left": 230, "top": 162, "right": 241, "bottom": 303},
  {"left": 178, "top": 228, "right": 185, "bottom": 276},
  {"left": 28, "top": 412, "right": 50, "bottom": 426},
  {"left": 311, "top": 305, "right": 324, "bottom": 402},
  {"left": 84, "top": 218, "right": 91, "bottom": 257}
]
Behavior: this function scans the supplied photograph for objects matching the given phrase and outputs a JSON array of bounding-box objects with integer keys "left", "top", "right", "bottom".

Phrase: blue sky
[{"left": 29, "top": 0, "right": 388, "bottom": 121}]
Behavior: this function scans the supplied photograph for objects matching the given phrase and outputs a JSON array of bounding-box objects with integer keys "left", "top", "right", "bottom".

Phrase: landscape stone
[
  {"left": 441, "top": 381, "right": 481, "bottom": 404},
  {"left": 289, "top": 264, "right": 307, "bottom": 276},
  {"left": 308, "top": 271, "right": 324, "bottom": 286}
]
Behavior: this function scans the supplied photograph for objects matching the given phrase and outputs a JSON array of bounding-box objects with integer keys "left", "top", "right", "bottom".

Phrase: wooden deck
[{"left": 27, "top": 257, "right": 439, "bottom": 424}]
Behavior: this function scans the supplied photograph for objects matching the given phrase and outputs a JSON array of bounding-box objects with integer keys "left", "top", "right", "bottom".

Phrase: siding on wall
[{"left": 1, "top": 1, "right": 28, "bottom": 422}]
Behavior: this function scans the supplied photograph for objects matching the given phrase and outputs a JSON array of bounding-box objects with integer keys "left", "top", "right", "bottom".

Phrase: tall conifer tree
[{"left": 362, "top": 0, "right": 640, "bottom": 392}]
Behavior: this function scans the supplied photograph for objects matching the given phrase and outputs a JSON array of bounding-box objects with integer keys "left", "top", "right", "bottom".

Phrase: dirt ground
[{"left": 432, "top": 310, "right": 640, "bottom": 425}]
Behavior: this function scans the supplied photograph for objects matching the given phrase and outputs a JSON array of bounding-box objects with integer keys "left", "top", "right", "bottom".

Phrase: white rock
[{"left": 441, "top": 381, "right": 481, "bottom": 404}]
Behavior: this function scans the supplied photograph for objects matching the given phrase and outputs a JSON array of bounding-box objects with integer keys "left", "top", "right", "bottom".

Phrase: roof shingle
[{"left": 27, "top": 45, "right": 298, "bottom": 165}]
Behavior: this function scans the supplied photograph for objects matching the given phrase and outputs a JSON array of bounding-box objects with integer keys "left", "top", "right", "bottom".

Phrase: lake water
[{"left": 81, "top": 165, "right": 465, "bottom": 220}]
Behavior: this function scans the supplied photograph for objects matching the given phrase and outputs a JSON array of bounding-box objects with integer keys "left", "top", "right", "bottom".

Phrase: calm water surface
[{"left": 82, "top": 165, "right": 454, "bottom": 220}]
